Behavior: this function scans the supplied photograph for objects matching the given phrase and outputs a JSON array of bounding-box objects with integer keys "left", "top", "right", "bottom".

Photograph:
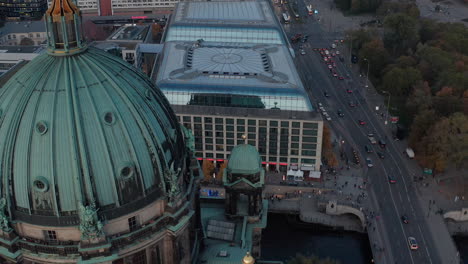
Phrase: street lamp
[
  {"left": 382, "top": 91, "right": 391, "bottom": 125},
  {"left": 363, "top": 58, "right": 370, "bottom": 88}
]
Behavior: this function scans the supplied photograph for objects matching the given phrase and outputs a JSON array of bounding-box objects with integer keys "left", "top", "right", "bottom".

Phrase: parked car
[
  {"left": 388, "top": 175, "right": 396, "bottom": 183},
  {"left": 337, "top": 109, "right": 344, "bottom": 117},
  {"left": 358, "top": 120, "right": 366, "bottom": 125},
  {"left": 324, "top": 91, "right": 330, "bottom": 97},
  {"left": 366, "top": 158, "right": 373, "bottom": 168}
]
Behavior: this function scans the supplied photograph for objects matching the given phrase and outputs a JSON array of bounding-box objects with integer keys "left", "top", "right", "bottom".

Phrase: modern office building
[
  {"left": 155, "top": 0, "right": 323, "bottom": 174},
  {"left": 0, "top": 0, "right": 201, "bottom": 262},
  {"left": 0, "top": 0, "right": 47, "bottom": 20}
]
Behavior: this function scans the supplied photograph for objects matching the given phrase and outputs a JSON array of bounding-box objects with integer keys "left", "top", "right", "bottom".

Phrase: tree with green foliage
[
  {"left": 415, "top": 45, "right": 453, "bottom": 84},
  {"left": 287, "top": 254, "right": 340, "bottom": 264},
  {"left": 383, "top": 13, "right": 420, "bottom": 55},
  {"left": 346, "top": 29, "right": 373, "bottom": 54},
  {"left": 376, "top": 2, "right": 420, "bottom": 18},
  {"left": 381, "top": 66, "right": 422, "bottom": 95},
  {"left": 408, "top": 109, "right": 437, "bottom": 149},
  {"left": 358, "top": 38, "right": 390, "bottom": 79}
]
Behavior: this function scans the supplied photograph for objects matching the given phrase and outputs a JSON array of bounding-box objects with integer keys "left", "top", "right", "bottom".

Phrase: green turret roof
[{"left": 227, "top": 144, "right": 262, "bottom": 175}]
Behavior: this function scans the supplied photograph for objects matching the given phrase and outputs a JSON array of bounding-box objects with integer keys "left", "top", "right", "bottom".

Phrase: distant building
[
  {"left": 0, "top": 45, "right": 44, "bottom": 76},
  {"left": 0, "top": 0, "right": 47, "bottom": 20},
  {"left": 0, "top": 21, "right": 46, "bottom": 46},
  {"left": 47, "top": 0, "right": 175, "bottom": 16},
  {"left": 91, "top": 24, "right": 151, "bottom": 66},
  {"left": 155, "top": 0, "right": 323, "bottom": 175}
]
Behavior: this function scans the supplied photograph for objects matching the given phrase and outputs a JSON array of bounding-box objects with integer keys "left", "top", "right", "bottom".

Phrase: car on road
[
  {"left": 358, "top": 120, "right": 366, "bottom": 125},
  {"left": 388, "top": 175, "right": 396, "bottom": 183},
  {"left": 328, "top": 64, "right": 333, "bottom": 69},
  {"left": 377, "top": 152, "right": 385, "bottom": 159},
  {"left": 324, "top": 91, "right": 330, "bottom": 97},
  {"left": 346, "top": 88, "right": 353, "bottom": 93},
  {"left": 379, "top": 139, "right": 386, "bottom": 148},
  {"left": 332, "top": 72, "right": 338, "bottom": 77},
  {"left": 336, "top": 50, "right": 340, "bottom": 55},
  {"left": 401, "top": 215, "right": 409, "bottom": 224},
  {"left": 324, "top": 57, "right": 328, "bottom": 62},
  {"left": 366, "top": 158, "right": 373, "bottom": 168},
  {"left": 408, "top": 237, "right": 418, "bottom": 250},
  {"left": 300, "top": 49, "right": 306, "bottom": 55},
  {"left": 332, "top": 63, "right": 337, "bottom": 67},
  {"left": 318, "top": 102, "right": 323, "bottom": 107},
  {"left": 338, "top": 76, "right": 344, "bottom": 80},
  {"left": 365, "top": 145, "right": 373, "bottom": 153},
  {"left": 337, "top": 109, "right": 344, "bottom": 117},
  {"left": 348, "top": 101, "right": 357, "bottom": 107}
]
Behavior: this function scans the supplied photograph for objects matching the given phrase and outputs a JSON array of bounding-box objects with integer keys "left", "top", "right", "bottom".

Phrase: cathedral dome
[{"left": 0, "top": 46, "right": 186, "bottom": 223}]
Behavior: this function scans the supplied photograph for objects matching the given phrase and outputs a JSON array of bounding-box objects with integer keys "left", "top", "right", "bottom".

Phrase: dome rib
[
  {"left": 66, "top": 57, "right": 94, "bottom": 206},
  {"left": 74, "top": 55, "right": 121, "bottom": 207},
  {"left": 79, "top": 54, "right": 150, "bottom": 202}
]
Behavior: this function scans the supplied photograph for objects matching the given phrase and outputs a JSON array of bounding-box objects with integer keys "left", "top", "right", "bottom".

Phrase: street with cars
[{"left": 273, "top": 0, "right": 460, "bottom": 262}]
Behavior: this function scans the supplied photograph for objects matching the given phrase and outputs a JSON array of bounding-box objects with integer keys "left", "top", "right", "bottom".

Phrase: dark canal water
[{"left": 261, "top": 213, "right": 373, "bottom": 263}]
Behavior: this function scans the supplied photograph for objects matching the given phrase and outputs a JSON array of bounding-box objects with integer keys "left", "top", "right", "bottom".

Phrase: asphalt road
[{"left": 273, "top": 2, "right": 447, "bottom": 263}]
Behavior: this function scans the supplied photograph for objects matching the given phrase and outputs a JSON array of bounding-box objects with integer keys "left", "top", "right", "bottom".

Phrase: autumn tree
[
  {"left": 418, "top": 113, "right": 468, "bottom": 172},
  {"left": 202, "top": 160, "right": 215, "bottom": 181},
  {"left": 216, "top": 162, "right": 228, "bottom": 181},
  {"left": 321, "top": 125, "right": 339, "bottom": 168},
  {"left": 433, "top": 86, "right": 463, "bottom": 116}
]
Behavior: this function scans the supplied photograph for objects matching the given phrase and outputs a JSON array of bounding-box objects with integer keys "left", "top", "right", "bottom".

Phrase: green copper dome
[
  {"left": 227, "top": 144, "right": 262, "bottom": 175},
  {"left": 0, "top": 47, "right": 186, "bottom": 221}
]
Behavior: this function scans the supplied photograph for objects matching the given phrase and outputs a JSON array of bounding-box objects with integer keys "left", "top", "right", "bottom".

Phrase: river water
[{"left": 261, "top": 213, "right": 373, "bottom": 263}]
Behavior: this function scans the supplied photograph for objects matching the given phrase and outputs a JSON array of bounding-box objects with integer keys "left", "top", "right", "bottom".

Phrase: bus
[
  {"left": 306, "top": 5, "right": 313, "bottom": 15},
  {"left": 282, "top": 13, "right": 290, "bottom": 24}
]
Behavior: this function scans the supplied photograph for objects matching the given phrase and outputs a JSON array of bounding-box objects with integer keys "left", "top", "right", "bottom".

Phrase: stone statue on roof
[
  {"left": 0, "top": 198, "right": 11, "bottom": 232},
  {"left": 181, "top": 125, "right": 195, "bottom": 153},
  {"left": 79, "top": 201, "right": 104, "bottom": 240},
  {"left": 163, "top": 165, "right": 181, "bottom": 203}
]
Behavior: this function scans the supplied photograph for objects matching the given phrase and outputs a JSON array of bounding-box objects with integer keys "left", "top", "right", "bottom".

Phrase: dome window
[
  {"left": 33, "top": 177, "right": 49, "bottom": 192},
  {"left": 103, "top": 112, "right": 116, "bottom": 125},
  {"left": 119, "top": 163, "right": 135, "bottom": 180},
  {"left": 36, "top": 121, "right": 48, "bottom": 135}
]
